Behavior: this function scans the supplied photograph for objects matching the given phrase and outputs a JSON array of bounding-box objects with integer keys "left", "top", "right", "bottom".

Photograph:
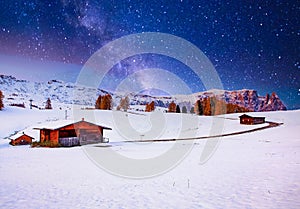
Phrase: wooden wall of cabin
[
  {"left": 60, "top": 122, "right": 104, "bottom": 138},
  {"left": 253, "top": 118, "right": 265, "bottom": 124},
  {"left": 40, "top": 130, "right": 46, "bottom": 142},
  {"left": 50, "top": 130, "right": 59, "bottom": 144},
  {"left": 40, "top": 129, "right": 59, "bottom": 145},
  {"left": 240, "top": 118, "right": 254, "bottom": 125},
  {"left": 78, "top": 127, "right": 103, "bottom": 136}
]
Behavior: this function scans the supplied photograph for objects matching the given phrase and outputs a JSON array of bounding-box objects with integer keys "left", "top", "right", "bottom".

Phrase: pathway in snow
[{"left": 125, "top": 121, "right": 283, "bottom": 143}]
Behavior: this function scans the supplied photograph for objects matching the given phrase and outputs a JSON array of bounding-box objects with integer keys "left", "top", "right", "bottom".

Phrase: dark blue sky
[{"left": 0, "top": 0, "right": 299, "bottom": 109}]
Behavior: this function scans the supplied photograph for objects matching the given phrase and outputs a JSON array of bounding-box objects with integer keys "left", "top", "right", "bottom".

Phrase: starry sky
[{"left": 0, "top": 0, "right": 299, "bottom": 109}]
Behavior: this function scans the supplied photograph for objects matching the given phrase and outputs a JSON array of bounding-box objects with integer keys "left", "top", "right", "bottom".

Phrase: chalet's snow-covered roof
[
  {"left": 34, "top": 120, "right": 74, "bottom": 130},
  {"left": 9, "top": 132, "right": 34, "bottom": 140},
  {"left": 239, "top": 114, "right": 265, "bottom": 119},
  {"left": 34, "top": 119, "right": 112, "bottom": 130}
]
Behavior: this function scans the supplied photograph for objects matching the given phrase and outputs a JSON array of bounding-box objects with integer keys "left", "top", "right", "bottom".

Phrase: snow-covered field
[{"left": 0, "top": 107, "right": 299, "bottom": 208}]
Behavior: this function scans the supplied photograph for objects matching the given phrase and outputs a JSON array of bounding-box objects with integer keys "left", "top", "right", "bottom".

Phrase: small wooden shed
[
  {"left": 9, "top": 132, "right": 34, "bottom": 146},
  {"left": 35, "top": 119, "right": 112, "bottom": 147},
  {"left": 239, "top": 114, "right": 265, "bottom": 125}
]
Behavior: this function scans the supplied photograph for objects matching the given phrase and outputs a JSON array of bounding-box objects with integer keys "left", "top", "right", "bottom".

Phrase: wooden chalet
[
  {"left": 239, "top": 114, "right": 265, "bottom": 125},
  {"left": 9, "top": 132, "right": 34, "bottom": 146},
  {"left": 35, "top": 119, "right": 112, "bottom": 147}
]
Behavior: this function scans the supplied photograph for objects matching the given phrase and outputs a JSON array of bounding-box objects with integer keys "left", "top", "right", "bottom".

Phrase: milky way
[{"left": 0, "top": 0, "right": 299, "bottom": 109}]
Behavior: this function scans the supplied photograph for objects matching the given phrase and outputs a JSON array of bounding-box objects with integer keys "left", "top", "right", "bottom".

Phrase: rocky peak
[{"left": 0, "top": 74, "right": 287, "bottom": 112}]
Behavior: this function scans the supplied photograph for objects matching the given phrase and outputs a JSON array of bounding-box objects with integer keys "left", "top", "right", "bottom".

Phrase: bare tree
[{"left": 118, "top": 96, "right": 130, "bottom": 111}]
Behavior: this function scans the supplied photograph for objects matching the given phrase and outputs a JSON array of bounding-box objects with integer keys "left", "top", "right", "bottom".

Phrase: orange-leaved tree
[
  {"left": 145, "top": 101, "right": 155, "bottom": 112},
  {"left": 96, "top": 94, "right": 113, "bottom": 110},
  {"left": 168, "top": 101, "right": 176, "bottom": 112}
]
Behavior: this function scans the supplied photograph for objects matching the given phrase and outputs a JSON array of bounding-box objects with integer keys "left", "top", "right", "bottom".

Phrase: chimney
[{"left": 82, "top": 118, "right": 84, "bottom": 121}]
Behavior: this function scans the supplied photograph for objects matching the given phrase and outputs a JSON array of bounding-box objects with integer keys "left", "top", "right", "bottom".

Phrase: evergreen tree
[
  {"left": 194, "top": 100, "right": 203, "bottom": 115},
  {"left": 0, "top": 90, "right": 4, "bottom": 110},
  {"left": 265, "top": 93, "right": 270, "bottom": 104},
  {"left": 190, "top": 107, "right": 195, "bottom": 114},
  {"left": 198, "top": 100, "right": 203, "bottom": 115},
  {"left": 182, "top": 106, "right": 187, "bottom": 113},
  {"left": 176, "top": 105, "right": 181, "bottom": 113},
  {"left": 45, "top": 98, "right": 52, "bottom": 109}
]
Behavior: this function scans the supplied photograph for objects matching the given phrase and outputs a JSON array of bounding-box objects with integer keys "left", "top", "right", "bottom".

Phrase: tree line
[
  {"left": 0, "top": 90, "right": 52, "bottom": 110},
  {"left": 94, "top": 94, "right": 157, "bottom": 112},
  {"left": 0, "top": 90, "right": 249, "bottom": 115},
  {"left": 169, "top": 96, "right": 249, "bottom": 115},
  {"left": 80, "top": 93, "right": 251, "bottom": 114}
]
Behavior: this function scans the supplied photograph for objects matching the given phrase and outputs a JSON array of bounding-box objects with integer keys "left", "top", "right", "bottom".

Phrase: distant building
[
  {"left": 34, "top": 118, "right": 112, "bottom": 147},
  {"left": 239, "top": 114, "right": 265, "bottom": 125},
  {"left": 9, "top": 132, "right": 34, "bottom": 146}
]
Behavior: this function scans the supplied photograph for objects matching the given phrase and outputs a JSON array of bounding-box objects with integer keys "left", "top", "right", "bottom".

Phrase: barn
[
  {"left": 9, "top": 132, "right": 34, "bottom": 146},
  {"left": 35, "top": 119, "right": 112, "bottom": 147},
  {"left": 239, "top": 114, "right": 265, "bottom": 125}
]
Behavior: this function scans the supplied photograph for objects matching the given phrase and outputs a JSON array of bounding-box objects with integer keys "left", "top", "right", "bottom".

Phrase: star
[{"left": 0, "top": 0, "right": 298, "bottom": 109}]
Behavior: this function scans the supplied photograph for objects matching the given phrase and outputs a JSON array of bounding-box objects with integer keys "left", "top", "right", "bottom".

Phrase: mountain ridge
[{"left": 0, "top": 74, "right": 287, "bottom": 112}]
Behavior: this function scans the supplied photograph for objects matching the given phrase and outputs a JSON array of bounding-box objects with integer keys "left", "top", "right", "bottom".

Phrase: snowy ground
[{"left": 0, "top": 107, "right": 299, "bottom": 208}]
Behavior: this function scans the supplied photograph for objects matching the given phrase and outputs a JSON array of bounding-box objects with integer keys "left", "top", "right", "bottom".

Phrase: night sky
[{"left": 0, "top": 0, "right": 299, "bottom": 109}]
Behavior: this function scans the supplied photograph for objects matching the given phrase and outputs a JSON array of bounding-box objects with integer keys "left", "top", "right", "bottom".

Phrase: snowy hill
[
  {"left": 0, "top": 106, "right": 299, "bottom": 208},
  {"left": 0, "top": 74, "right": 286, "bottom": 111},
  {"left": 0, "top": 75, "right": 111, "bottom": 109}
]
